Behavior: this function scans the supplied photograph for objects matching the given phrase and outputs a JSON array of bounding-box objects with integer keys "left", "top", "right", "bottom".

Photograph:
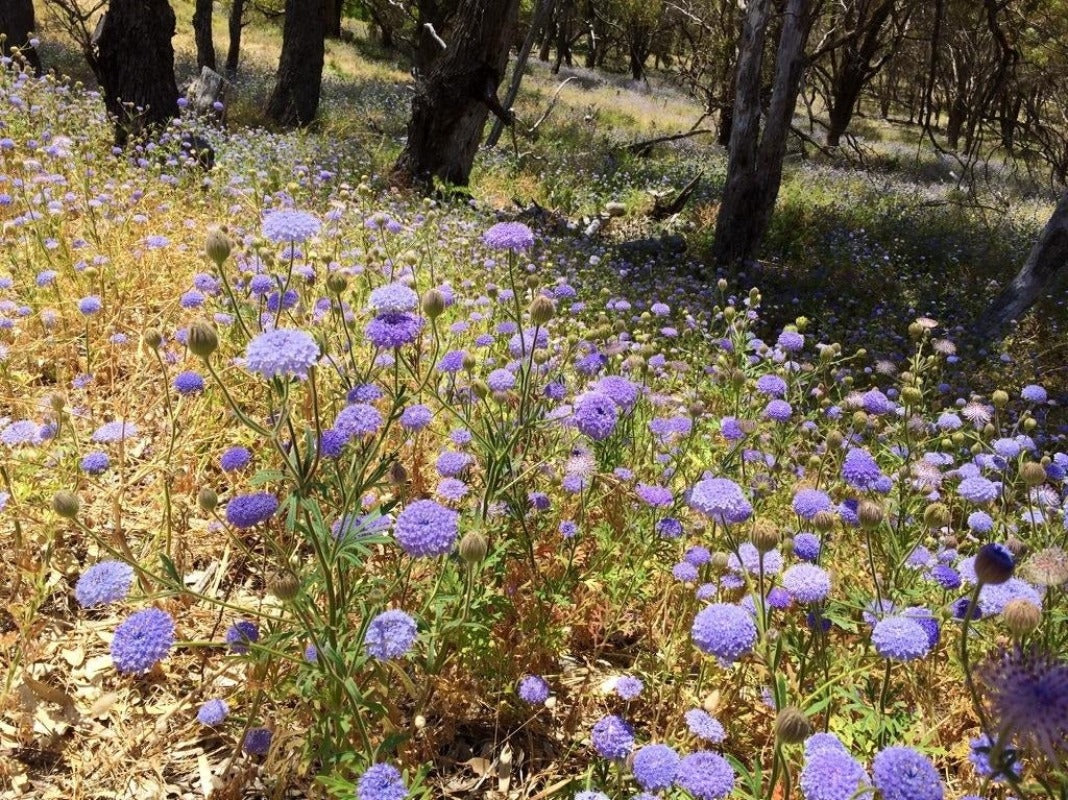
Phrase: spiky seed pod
[
  {"left": 269, "top": 573, "right": 300, "bottom": 601},
  {"left": 422, "top": 289, "right": 446, "bottom": 319},
  {"left": 812, "top": 510, "right": 837, "bottom": 532},
  {"left": 326, "top": 272, "right": 348, "bottom": 294},
  {"left": 529, "top": 295, "right": 555, "bottom": 325},
  {"left": 1020, "top": 462, "right": 1046, "bottom": 487},
  {"left": 923, "top": 503, "right": 951, "bottom": 529},
  {"left": 858, "top": 500, "right": 884, "bottom": 529},
  {"left": 751, "top": 521, "right": 780, "bottom": 554}
]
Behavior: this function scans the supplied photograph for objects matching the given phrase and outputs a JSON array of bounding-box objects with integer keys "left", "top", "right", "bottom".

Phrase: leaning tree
[
  {"left": 0, "top": 0, "right": 42, "bottom": 73},
  {"left": 391, "top": 0, "right": 521, "bottom": 190}
]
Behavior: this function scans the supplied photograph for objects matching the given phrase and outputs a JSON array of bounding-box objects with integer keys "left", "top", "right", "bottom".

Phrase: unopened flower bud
[
  {"left": 858, "top": 500, "right": 884, "bottom": 529},
  {"left": 205, "top": 228, "right": 232, "bottom": 267},
  {"left": 992, "top": 389, "right": 1009, "bottom": 407},
  {"left": 975, "top": 543, "right": 1014, "bottom": 585},
  {"left": 269, "top": 573, "right": 300, "bottom": 601},
  {"left": 326, "top": 272, "right": 348, "bottom": 294},
  {"left": 1020, "top": 461, "right": 1046, "bottom": 486},
  {"left": 1002, "top": 598, "right": 1041, "bottom": 637},
  {"left": 775, "top": 707, "right": 812, "bottom": 744},
  {"left": 459, "top": 531, "right": 488, "bottom": 564},
  {"left": 187, "top": 319, "right": 218, "bottom": 359},
  {"left": 901, "top": 386, "right": 923, "bottom": 406},
  {"left": 529, "top": 295, "right": 555, "bottom": 325},
  {"left": 751, "top": 521, "right": 780, "bottom": 554},
  {"left": 52, "top": 491, "right": 80, "bottom": 519},
  {"left": 389, "top": 461, "right": 408, "bottom": 485},
  {"left": 812, "top": 510, "right": 837, "bottom": 532},
  {"left": 422, "top": 289, "right": 446, "bottom": 319},
  {"left": 144, "top": 328, "right": 163, "bottom": 349},
  {"left": 923, "top": 503, "right": 951, "bottom": 529},
  {"left": 197, "top": 487, "right": 218, "bottom": 513}
]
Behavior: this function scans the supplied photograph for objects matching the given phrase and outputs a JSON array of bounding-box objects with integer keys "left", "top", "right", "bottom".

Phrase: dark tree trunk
[
  {"left": 710, "top": 0, "right": 812, "bottom": 270},
  {"left": 826, "top": 74, "right": 863, "bottom": 146},
  {"left": 629, "top": 39, "right": 647, "bottom": 81},
  {"left": 946, "top": 97, "right": 966, "bottom": 149},
  {"left": 486, "top": 0, "right": 557, "bottom": 147},
  {"left": 325, "top": 0, "right": 343, "bottom": 37},
  {"left": 193, "top": 0, "right": 216, "bottom": 71},
  {"left": 93, "top": 0, "right": 180, "bottom": 146},
  {"left": 717, "top": 104, "right": 733, "bottom": 147},
  {"left": 0, "top": 0, "right": 41, "bottom": 74},
  {"left": 266, "top": 0, "right": 326, "bottom": 127},
  {"left": 978, "top": 191, "right": 1068, "bottom": 337},
  {"left": 226, "top": 0, "right": 244, "bottom": 77},
  {"left": 392, "top": 0, "right": 520, "bottom": 190}
]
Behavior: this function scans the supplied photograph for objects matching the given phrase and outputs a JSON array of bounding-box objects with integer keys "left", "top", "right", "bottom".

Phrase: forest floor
[{"left": 2, "top": 5, "right": 1067, "bottom": 800}]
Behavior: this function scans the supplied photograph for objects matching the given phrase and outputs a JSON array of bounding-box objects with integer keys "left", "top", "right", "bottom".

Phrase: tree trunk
[
  {"left": 710, "top": 0, "right": 811, "bottom": 270},
  {"left": 93, "top": 0, "right": 180, "bottom": 146},
  {"left": 392, "top": 0, "right": 520, "bottom": 190},
  {"left": 0, "top": 0, "right": 41, "bottom": 74},
  {"left": 486, "top": 0, "right": 556, "bottom": 147},
  {"left": 193, "top": 0, "right": 216, "bottom": 71},
  {"left": 826, "top": 73, "right": 863, "bottom": 146},
  {"left": 226, "top": 0, "right": 244, "bottom": 77},
  {"left": 325, "top": 0, "right": 342, "bottom": 37},
  {"left": 978, "top": 191, "right": 1068, "bottom": 337},
  {"left": 266, "top": 0, "right": 326, "bottom": 127}
]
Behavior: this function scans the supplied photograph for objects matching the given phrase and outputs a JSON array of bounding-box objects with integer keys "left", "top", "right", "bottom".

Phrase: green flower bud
[
  {"left": 53, "top": 491, "right": 80, "bottom": 519},
  {"left": 422, "top": 289, "right": 446, "bottom": 319},
  {"left": 775, "top": 707, "right": 812, "bottom": 744},
  {"left": 205, "top": 228, "right": 232, "bottom": 267},
  {"left": 187, "top": 319, "right": 218, "bottom": 359},
  {"left": 197, "top": 487, "right": 218, "bottom": 513}
]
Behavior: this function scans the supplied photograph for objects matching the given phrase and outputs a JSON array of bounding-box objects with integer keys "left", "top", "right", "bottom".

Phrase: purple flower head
[
  {"left": 632, "top": 744, "right": 680, "bottom": 791},
  {"left": 436, "top": 450, "right": 472, "bottom": 477},
  {"left": 1021, "top": 384, "right": 1047, "bottom": 403},
  {"left": 967, "top": 510, "right": 994, "bottom": 533},
  {"left": 756, "top": 374, "right": 787, "bottom": 397},
  {"left": 658, "top": 517, "right": 684, "bottom": 538},
  {"left": 777, "top": 330, "right": 804, "bottom": 352},
  {"left": 872, "top": 747, "right": 943, "bottom": 800},
  {"left": 691, "top": 603, "right": 757, "bottom": 663},
  {"left": 728, "top": 542, "right": 783, "bottom": 576},
  {"left": 518, "top": 675, "right": 550, "bottom": 704},
  {"left": 572, "top": 391, "right": 619, "bottom": 441},
  {"left": 792, "top": 489, "right": 832, "bottom": 521},
  {"left": 842, "top": 448, "right": 884, "bottom": 490},
  {"left": 591, "top": 714, "right": 634, "bottom": 760},
  {"left": 365, "top": 609, "right": 418, "bottom": 660},
  {"left": 793, "top": 532, "right": 821, "bottom": 561},
  {"left": 394, "top": 499, "right": 458, "bottom": 557},
  {"left": 80, "top": 450, "right": 111, "bottom": 475},
  {"left": 75, "top": 560, "right": 133, "bottom": 607},
  {"left": 369, "top": 282, "right": 418, "bottom": 314},
  {"left": 799, "top": 747, "right": 868, "bottom": 800},
  {"left": 592, "top": 375, "right": 641, "bottom": 412},
  {"left": 334, "top": 403, "right": 383, "bottom": 441},
  {"left": 1, "top": 420, "right": 41, "bottom": 447},
  {"left": 862, "top": 389, "right": 893, "bottom": 415},
  {"left": 684, "top": 709, "right": 726, "bottom": 743},
  {"left": 262, "top": 209, "right": 321, "bottom": 243},
  {"left": 959, "top": 476, "right": 998, "bottom": 504},
  {"left": 366, "top": 312, "right": 424, "bottom": 348},
  {"left": 197, "top": 698, "right": 229, "bottom": 726},
  {"left": 969, "top": 733, "right": 1021, "bottom": 781},
  {"left": 689, "top": 477, "right": 752, "bottom": 525},
  {"left": 614, "top": 675, "right": 643, "bottom": 700},
  {"left": 673, "top": 561, "right": 699, "bottom": 582},
  {"left": 484, "top": 221, "right": 535, "bottom": 251},
  {"left": 782, "top": 564, "right": 831, "bottom": 603},
  {"left": 400, "top": 403, "right": 433, "bottom": 430},
  {"left": 92, "top": 420, "right": 137, "bottom": 443},
  {"left": 980, "top": 648, "right": 1068, "bottom": 760},
  {"left": 487, "top": 368, "right": 516, "bottom": 392},
  {"left": 220, "top": 446, "right": 251, "bottom": 472},
  {"left": 225, "top": 620, "right": 259, "bottom": 654},
  {"left": 173, "top": 370, "right": 205, "bottom": 395},
  {"left": 675, "top": 751, "right": 735, "bottom": 800},
  {"left": 764, "top": 399, "right": 792, "bottom": 422},
  {"left": 929, "top": 564, "right": 961, "bottom": 590},
  {"left": 111, "top": 607, "right": 175, "bottom": 674},
  {"left": 225, "top": 492, "right": 279, "bottom": 529},
  {"left": 242, "top": 727, "right": 273, "bottom": 756},
  {"left": 245, "top": 329, "right": 319, "bottom": 380},
  {"left": 872, "top": 616, "right": 932, "bottom": 660},
  {"left": 636, "top": 483, "right": 672, "bottom": 507},
  {"left": 78, "top": 295, "right": 102, "bottom": 315},
  {"left": 357, "top": 763, "right": 408, "bottom": 800}
]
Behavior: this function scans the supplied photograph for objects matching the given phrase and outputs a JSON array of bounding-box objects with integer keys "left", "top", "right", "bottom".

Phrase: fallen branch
[
  {"left": 625, "top": 128, "right": 714, "bottom": 157},
  {"left": 526, "top": 77, "right": 577, "bottom": 139},
  {"left": 651, "top": 172, "right": 702, "bottom": 220}
]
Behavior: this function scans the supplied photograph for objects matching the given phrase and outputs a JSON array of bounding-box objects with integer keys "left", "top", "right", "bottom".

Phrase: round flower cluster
[
  {"left": 225, "top": 620, "right": 259, "bottom": 654},
  {"left": 591, "top": 714, "right": 634, "bottom": 759},
  {"left": 357, "top": 763, "right": 408, "bottom": 800},
  {"left": 111, "top": 607, "right": 175, "bottom": 674},
  {"left": 364, "top": 609, "right": 418, "bottom": 660},
  {"left": 245, "top": 329, "right": 319, "bottom": 380},
  {"left": 871, "top": 616, "right": 932, "bottom": 660},
  {"left": 781, "top": 563, "right": 831, "bottom": 603},
  {"left": 572, "top": 391, "right": 619, "bottom": 441},
  {"left": 394, "top": 499, "right": 459, "bottom": 557},
  {"left": 632, "top": 744, "right": 680, "bottom": 791},
  {"left": 688, "top": 478, "right": 752, "bottom": 525},
  {"left": 518, "top": 675, "right": 550, "bottom": 704},
  {"left": 261, "top": 209, "right": 321, "bottom": 243},
  {"left": 483, "top": 221, "right": 535, "bottom": 251},
  {"left": 225, "top": 492, "right": 279, "bottom": 529},
  {"left": 691, "top": 603, "right": 757, "bottom": 663},
  {"left": 75, "top": 560, "right": 133, "bottom": 607}
]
